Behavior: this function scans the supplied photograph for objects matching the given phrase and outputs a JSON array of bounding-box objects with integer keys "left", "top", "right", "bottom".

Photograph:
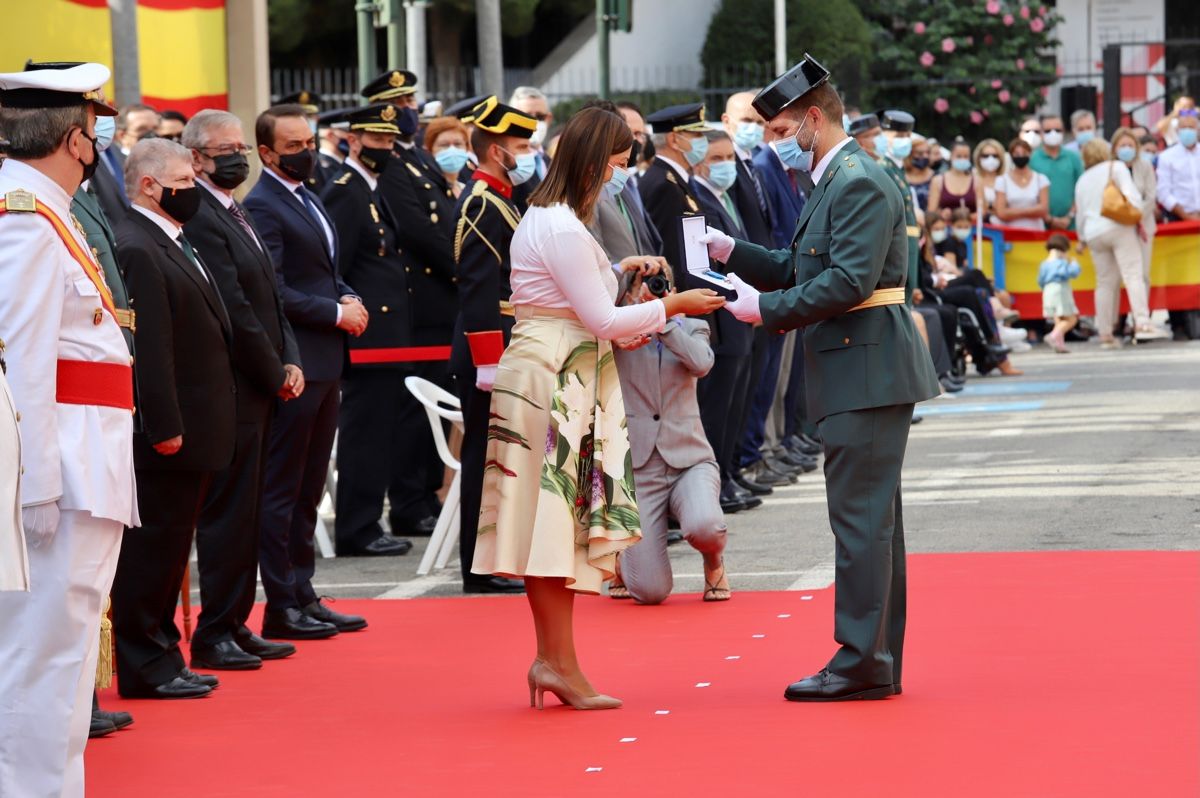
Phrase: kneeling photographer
[{"left": 609, "top": 268, "right": 730, "bottom": 604}]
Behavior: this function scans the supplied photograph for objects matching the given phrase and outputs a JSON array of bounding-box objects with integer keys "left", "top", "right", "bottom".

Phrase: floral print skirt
[{"left": 472, "top": 315, "right": 642, "bottom": 594}]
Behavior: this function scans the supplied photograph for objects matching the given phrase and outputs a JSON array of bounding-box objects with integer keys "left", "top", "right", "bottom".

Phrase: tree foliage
[{"left": 856, "top": 0, "right": 1062, "bottom": 141}]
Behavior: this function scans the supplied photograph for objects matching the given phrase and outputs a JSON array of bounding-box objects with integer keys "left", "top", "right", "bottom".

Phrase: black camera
[{"left": 644, "top": 274, "right": 671, "bottom": 298}]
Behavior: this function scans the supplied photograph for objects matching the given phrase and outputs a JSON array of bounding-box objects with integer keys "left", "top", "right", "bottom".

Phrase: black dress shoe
[
  {"left": 893, "top": 684, "right": 903, "bottom": 695},
  {"left": 303, "top": 600, "right": 368, "bottom": 632},
  {"left": 760, "top": 458, "right": 800, "bottom": 483},
  {"left": 190, "top": 640, "right": 263, "bottom": 671},
  {"left": 390, "top": 514, "right": 437, "bottom": 537},
  {"left": 783, "top": 668, "right": 895, "bottom": 702},
  {"left": 744, "top": 462, "right": 789, "bottom": 487},
  {"left": 120, "top": 676, "right": 212, "bottom": 700},
  {"left": 262, "top": 607, "right": 339, "bottom": 640},
  {"left": 180, "top": 668, "right": 220, "bottom": 688},
  {"left": 733, "top": 472, "right": 774, "bottom": 496},
  {"left": 89, "top": 714, "right": 117, "bottom": 738},
  {"left": 666, "top": 530, "right": 684, "bottom": 545},
  {"left": 235, "top": 631, "right": 296, "bottom": 660},
  {"left": 777, "top": 450, "right": 819, "bottom": 472},
  {"left": 939, "top": 375, "right": 964, "bottom": 393},
  {"left": 463, "top": 576, "right": 526, "bottom": 594},
  {"left": 785, "top": 434, "right": 822, "bottom": 456},
  {"left": 719, "top": 483, "right": 745, "bottom": 514},
  {"left": 338, "top": 534, "right": 412, "bottom": 557},
  {"left": 730, "top": 483, "right": 762, "bottom": 510},
  {"left": 93, "top": 708, "right": 133, "bottom": 730}
]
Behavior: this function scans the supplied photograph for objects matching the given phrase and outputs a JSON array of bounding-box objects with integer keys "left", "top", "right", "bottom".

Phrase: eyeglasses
[{"left": 199, "top": 144, "right": 253, "bottom": 156}]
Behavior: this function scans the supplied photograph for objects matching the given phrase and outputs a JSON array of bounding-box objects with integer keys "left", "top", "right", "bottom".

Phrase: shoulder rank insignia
[
  {"left": 405, "top": 162, "right": 423, "bottom": 178},
  {"left": 665, "top": 171, "right": 677, "bottom": 185},
  {"left": 4, "top": 189, "right": 36, "bottom": 213},
  {"left": 333, "top": 172, "right": 353, "bottom": 186},
  {"left": 686, "top": 196, "right": 699, "bottom": 212},
  {"left": 369, "top": 203, "right": 380, "bottom": 223}
]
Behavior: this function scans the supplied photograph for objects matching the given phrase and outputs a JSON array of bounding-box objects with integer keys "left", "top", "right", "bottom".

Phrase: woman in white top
[
  {"left": 1074, "top": 138, "right": 1166, "bottom": 345},
  {"left": 473, "top": 107, "right": 724, "bottom": 710},
  {"left": 993, "top": 137, "right": 1050, "bottom": 230},
  {"left": 1110, "top": 126, "right": 1158, "bottom": 291},
  {"left": 972, "top": 138, "right": 1006, "bottom": 224}
]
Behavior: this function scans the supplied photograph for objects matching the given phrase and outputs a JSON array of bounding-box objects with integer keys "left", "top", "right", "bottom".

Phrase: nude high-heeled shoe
[{"left": 528, "top": 660, "right": 622, "bottom": 710}]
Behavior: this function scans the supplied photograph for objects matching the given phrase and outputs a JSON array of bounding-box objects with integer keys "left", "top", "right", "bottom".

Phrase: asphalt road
[{"left": 192, "top": 337, "right": 1200, "bottom": 604}]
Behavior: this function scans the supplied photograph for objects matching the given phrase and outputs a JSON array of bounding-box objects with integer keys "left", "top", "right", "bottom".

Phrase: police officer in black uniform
[
  {"left": 361, "top": 69, "right": 456, "bottom": 537},
  {"left": 449, "top": 96, "right": 538, "bottom": 594},
  {"left": 320, "top": 103, "right": 415, "bottom": 557}
]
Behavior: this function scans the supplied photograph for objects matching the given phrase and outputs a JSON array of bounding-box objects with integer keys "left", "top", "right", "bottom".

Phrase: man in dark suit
[
  {"left": 362, "top": 70, "right": 456, "bottom": 538},
  {"left": 320, "top": 103, "right": 421, "bottom": 560},
  {"left": 689, "top": 130, "right": 760, "bottom": 515},
  {"left": 279, "top": 90, "right": 329, "bottom": 194},
  {"left": 181, "top": 110, "right": 306, "bottom": 670},
  {"left": 448, "top": 96, "right": 536, "bottom": 595},
  {"left": 244, "top": 104, "right": 370, "bottom": 638},
  {"left": 111, "top": 138, "right": 236, "bottom": 699},
  {"left": 639, "top": 103, "right": 708, "bottom": 275},
  {"left": 706, "top": 56, "right": 939, "bottom": 701}
]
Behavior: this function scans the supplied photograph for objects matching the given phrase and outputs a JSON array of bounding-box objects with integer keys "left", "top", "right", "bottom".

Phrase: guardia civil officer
[
  {"left": 448, "top": 96, "right": 538, "bottom": 594},
  {"left": 321, "top": 103, "right": 417, "bottom": 559},
  {"left": 876, "top": 109, "right": 923, "bottom": 304},
  {"left": 0, "top": 62, "right": 138, "bottom": 796},
  {"left": 362, "top": 70, "right": 457, "bottom": 537},
  {"left": 701, "top": 55, "right": 939, "bottom": 701}
]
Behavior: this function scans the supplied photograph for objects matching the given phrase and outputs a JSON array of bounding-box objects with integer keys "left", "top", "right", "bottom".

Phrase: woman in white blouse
[
  {"left": 993, "top": 137, "right": 1050, "bottom": 230},
  {"left": 472, "top": 107, "right": 725, "bottom": 710},
  {"left": 1074, "top": 138, "right": 1167, "bottom": 345}
]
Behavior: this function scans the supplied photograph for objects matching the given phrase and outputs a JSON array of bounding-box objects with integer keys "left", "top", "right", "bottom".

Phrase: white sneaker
[
  {"left": 999, "top": 326, "right": 1027, "bottom": 344},
  {"left": 1134, "top": 325, "right": 1170, "bottom": 341}
]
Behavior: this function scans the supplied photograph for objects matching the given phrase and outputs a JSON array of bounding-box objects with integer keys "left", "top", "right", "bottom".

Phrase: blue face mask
[
  {"left": 603, "top": 163, "right": 630, "bottom": 197},
  {"left": 1074, "top": 130, "right": 1095, "bottom": 146},
  {"left": 734, "top": 122, "right": 763, "bottom": 152},
  {"left": 707, "top": 160, "right": 738, "bottom": 191},
  {"left": 434, "top": 146, "right": 471, "bottom": 175},
  {"left": 951, "top": 157, "right": 972, "bottom": 173},
  {"left": 1140, "top": 151, "right": 1157, "bottom": 167},
  {"left": 775, "top": 114, "right": 814, "bottom": 172},
  {"left": 889, "top": 136, "right": 913, "bottom": 159},
  {"left": 682, "top": 134, "right": 708, "bottom": 166},
  {"left": 873, "top": 133, "right": 889, "bottom": 158},
  {"left": 1180, "top": 128, "right": 1199, "bottom": 148},
  {"left": 94, "top": 115, "right": 116, "bottom": 153},
  {"left": 1115, "top": 145, "right": 1137, "bottom": 164},
  {"left": 842, "top": 114, "right": 851, "bottom": 133},
  {"left": 506, "top": 151, "right": 538, "bottom": 186}
]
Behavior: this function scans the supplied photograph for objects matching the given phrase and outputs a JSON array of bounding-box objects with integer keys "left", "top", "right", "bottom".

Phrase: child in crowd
[{"left": 1038, "top": 233, "right": 1081, "bottom": 353}]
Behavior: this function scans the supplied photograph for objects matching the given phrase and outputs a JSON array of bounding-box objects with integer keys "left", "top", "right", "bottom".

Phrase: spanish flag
[{"left": 0, "top": 0, "right": 227, "bottom": 115}]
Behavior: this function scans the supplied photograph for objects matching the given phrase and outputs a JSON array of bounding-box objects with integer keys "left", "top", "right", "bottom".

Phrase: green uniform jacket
[
  {"left": 878, "top": 155, "right": 920, "bottom": 305},
  {"left": 725, "top": 139, "right": 939, "bottom": 423},
  {"left": 73, "top": 184, "right": 134, "bottom": 353}
]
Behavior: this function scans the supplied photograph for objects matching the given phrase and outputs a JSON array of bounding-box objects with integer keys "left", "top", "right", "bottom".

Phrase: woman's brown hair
[{"left": 529, "top": 107, "right": 633, "bottom": 222}]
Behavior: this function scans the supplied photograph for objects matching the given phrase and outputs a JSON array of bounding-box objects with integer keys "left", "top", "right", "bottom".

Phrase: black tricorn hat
[
  {"left": 463, "top": 96, "right": 538, "bottom": 138},
  {"left": 847, "top": 113, "right": 880, "bottom": 137},
  {"left": 752, "top": 53, "right": 831, "bottom": 120},
  {"left": 444, "top": 94, "right": 490, "bottom": 120}
]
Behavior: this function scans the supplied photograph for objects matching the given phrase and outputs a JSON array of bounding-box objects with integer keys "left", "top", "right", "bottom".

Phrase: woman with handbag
[
  {"left": 472, "top": 107, "right": 726, "bottom": 710},
  {"left": 1074, "top": 138, "right": 1168, "bottom": 347}
]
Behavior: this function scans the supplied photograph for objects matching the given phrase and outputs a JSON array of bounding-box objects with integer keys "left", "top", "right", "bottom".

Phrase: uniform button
[
  {"left": 424, "top": 183, "right": 432, "bottom": 189},
  {"left": 430, "top": 213, "right": 439, "bottom": 223},
  {"left": 381, "top": 305, "right": 390, "bottom": 313},
  {"left": 652, "top": 414, "right": 660, "bottom": 421},
  {"left": 14, "top": 412, "right": 20, "bottom": 422},
  {"left": 429, "top": 201, "right": 437, "bottom": 210},
  {"left": 810, "top": 248, "right": 816, "bottom": 254},
  {"left": 20, "top": 467, "right": 24, "bottom": 475},
  {"left": 843, "top": 337, "right": 850, "bottom": 344},
  {"left": 405, "top": 267, "right": 411, "bottom": 273},
  {"left": 408, "top": 288, "right": 414, "bottom": 293},
  {"left": 424, "top": 267, "right": 432, "bottom": 275}
]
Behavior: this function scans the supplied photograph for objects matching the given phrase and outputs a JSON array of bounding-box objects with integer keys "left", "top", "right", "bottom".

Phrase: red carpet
[{"left": 88, "top": 552, "right": 1199, "bottom": 797}]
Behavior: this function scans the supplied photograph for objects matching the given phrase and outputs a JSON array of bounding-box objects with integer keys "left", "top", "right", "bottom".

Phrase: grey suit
[
  {"left": 587, "top": 185, "right": 661, "bottom": 263},
  {"left": 613, "top": 317, "right": 725, "bottom": 604}
]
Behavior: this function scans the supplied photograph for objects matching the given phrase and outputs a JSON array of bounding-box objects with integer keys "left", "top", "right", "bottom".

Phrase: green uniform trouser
[{"left": 818, "top": 402, "right": 912, "bottom": 686}]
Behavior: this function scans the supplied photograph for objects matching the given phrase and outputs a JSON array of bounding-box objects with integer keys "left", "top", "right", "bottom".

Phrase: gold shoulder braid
[
  {"left": 454, "top": 184, "right": 502, "bottom": 265},
  {"left": 95, "top": 597, "right": 113, "bottom": 689},
  {"left": 333, "top": 171, "right": 353, "bottom": 186}
]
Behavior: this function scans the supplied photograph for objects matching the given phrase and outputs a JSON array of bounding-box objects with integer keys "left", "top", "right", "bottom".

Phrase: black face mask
[
  {"left": 207, "top": 152, "right": 250, "bottom": 190},
  {"left": 155, "top": 180, "right": 202, "bottom": 224},
  {"left": 276, "top": 148, "right": 316, "bottom": 182},
  {"left": 77, "top": 129, "right": 100, "bottom": 184},
  {"left": 628, "top": 139, "right": 642, "bottom": 169},
  {"left": 336, "top": 138, "right": 350, "bottom": 157},
  {"left": 358, "top": 146, "right": 393, "bottom": 175},
  {"left": 1012, "top": 155, "right": 1031, "bottom": 169},
  {"left": 911, "top": 156, "right": 930, "bottom": 170},
  {"left": 642, "top": 136, "right": 656, "bottom": 163}
]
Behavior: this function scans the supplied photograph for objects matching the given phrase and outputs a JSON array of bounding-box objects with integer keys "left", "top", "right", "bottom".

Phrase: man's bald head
[{"left": 722, "top": 91, "right": 764, "bottom": 145}]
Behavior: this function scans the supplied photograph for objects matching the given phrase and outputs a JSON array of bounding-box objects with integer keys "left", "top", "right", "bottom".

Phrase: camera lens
[{"left": 645, "top": 274, "right": 669, "bottom": 297}]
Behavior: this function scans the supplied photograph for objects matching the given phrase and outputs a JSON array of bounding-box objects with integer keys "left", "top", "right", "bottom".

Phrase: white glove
[
  {"left": 725, "top": 274, "right": 763, "bottom": 324},
  {"left": 475, "top": 365, "right": 498, "bottom": 392},
  {"left": 699, "top": 226, "right": 735, "bottom": 264},
  {"left": 22, "top": 501, "right": 60, "bottom": 550}
]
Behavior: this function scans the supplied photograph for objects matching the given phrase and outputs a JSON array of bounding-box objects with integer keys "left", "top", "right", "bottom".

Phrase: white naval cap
[{"left": 0, "top": 62, "right": 117, "bottom": 116}]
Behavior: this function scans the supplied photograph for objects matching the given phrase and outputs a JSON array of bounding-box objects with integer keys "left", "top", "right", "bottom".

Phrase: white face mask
[
  {"left": 979, "top": 155, "right": 1002, "bottom": 173},
  {"left": 530, "top": 120, "right": 548, "bottom": 147},
  {"left": 1042, "top": 130, "right": 1064, "bottom": 147},
  {"left": 1020, "top": 130, "right": 1042, "bottom": 149}
]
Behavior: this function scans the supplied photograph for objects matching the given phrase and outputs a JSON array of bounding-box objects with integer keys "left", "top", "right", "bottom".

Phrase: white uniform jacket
[
  {"left": 0, "top": 160, "right": 138, "bottom": 527},
  {"left": 0, "top": 366, "right": 27, "bottom": 590}
]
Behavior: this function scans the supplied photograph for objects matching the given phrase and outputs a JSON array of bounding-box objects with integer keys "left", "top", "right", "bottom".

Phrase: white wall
[{"left": 540, "top": 0, "right": 723, "bottom": 97}]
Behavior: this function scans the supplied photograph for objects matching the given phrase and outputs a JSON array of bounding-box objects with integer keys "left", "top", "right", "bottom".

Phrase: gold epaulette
[
  {"left": 405, "top": 162, "right": 423, "bottom": 177},
  {"left": 333, "top": 172, "right": 353, "bottom": 185}
]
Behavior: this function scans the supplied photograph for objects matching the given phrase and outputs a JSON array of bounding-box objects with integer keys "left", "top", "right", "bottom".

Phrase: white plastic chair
[{"left": 404, "top": 376, "right": 464, "bottom": 575}]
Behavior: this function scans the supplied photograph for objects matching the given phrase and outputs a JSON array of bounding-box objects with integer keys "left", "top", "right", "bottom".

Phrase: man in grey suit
[{"left": 611, "top": 300, "right": 729, "bottom": 604}]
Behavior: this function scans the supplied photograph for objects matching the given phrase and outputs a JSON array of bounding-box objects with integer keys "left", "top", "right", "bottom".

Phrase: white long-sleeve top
[
  {"left": 0, "top": 159, "right": 138, "bottom": 526},
  {"left": 1074, "top": 160, "right": 1142, "bottom": 243},
  {"left": 1155, "top": 141, "right": 1200, "bottom": 215},
  {"left": 509, "top": 203, "right": 666, "bottom": 340}
]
